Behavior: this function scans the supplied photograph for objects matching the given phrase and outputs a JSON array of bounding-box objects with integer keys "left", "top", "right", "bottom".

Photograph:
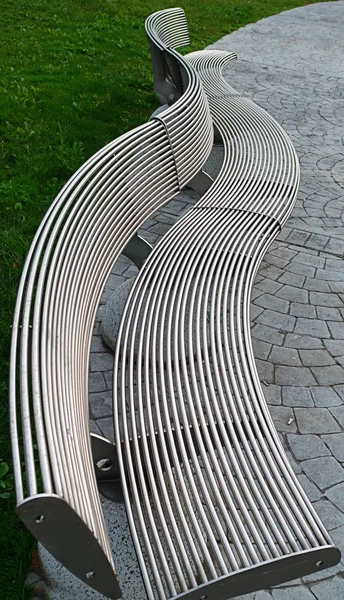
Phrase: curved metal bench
[
  {"left": 9, "top": 12, "right": 212, "bottom": 598},
  {"left": 110, "top": 7, "right": 341, "bottom": 600}
]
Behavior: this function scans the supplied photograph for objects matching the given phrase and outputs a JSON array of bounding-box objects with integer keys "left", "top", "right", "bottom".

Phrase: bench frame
[{"left": 10, "top": 6, "right": 340, "bottom": 600}]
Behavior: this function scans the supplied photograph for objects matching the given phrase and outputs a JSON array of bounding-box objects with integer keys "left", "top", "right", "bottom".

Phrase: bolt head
[
  {"left": 86, "top": 571, "right": 95, "bottom": 579},
  {"left": 35, "top": 515, "right": 44, "bottom": 524}
]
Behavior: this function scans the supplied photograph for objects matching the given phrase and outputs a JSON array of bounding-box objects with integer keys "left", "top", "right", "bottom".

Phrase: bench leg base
[
  {"left": 187, "top": 170, "right": 214, "bottom": 194},
  {"left": 122, "top": 233, "right": 153, "bottom": 268},
  {"left": 97, "top": 480, "right": 124, "bottom": 503},
  {"left": 90, "top": 433, "right": 124, "bottom": 502}
]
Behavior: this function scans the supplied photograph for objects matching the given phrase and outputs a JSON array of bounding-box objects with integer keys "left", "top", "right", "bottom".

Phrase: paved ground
[{"left": 39, "top": 2, "right": 344, "bottom": 599}]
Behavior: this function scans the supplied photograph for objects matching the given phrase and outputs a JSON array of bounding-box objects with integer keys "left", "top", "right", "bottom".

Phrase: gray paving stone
[
  {"left": 252, "top": 338, "right": 272, "bottom": 361},
  {"left": 294, "top": 318, "right": 330, "bottom": 338},
  {"left": 274, "top": 578, "right": 303, "bottom": 589},
  {"left": 329, "top": 282, "right": 344, "bottom": 293},
  {"left": 278, "top": 272, "right": 305, "bottom": 288},
  {"left": 285, "top": 229, "right": 311, "bottom": 246},
  {"left": 323, "top": 340, "right": 344, "bottom": 357},
  {"left": 89, "top": 391, "right": 113, "bottom": 419},
  {"left": 251, "top": 287, "right": 265, "bottom": 301},
  {"left": 310, "top": 387, "right": 341, "bottom": 408},
  {"left": 304, "top": 278, "right": 331, "bottom": 292},
  {"left": 326, "top": 482, "right": 344, "bottom": 513},
  {"left": 307, "top": 233, "right": 329, "bottom": 251},
  {"left": 91, "top": 335, "right": 110, "bottom": 353},
  {"left": 316, "top": 268, "right": 344, "bottom": 281},
  {"left": 333, "top": 384, "right": 344, "bottom": 401},
  {"left": 286, "top": 262, "right": 316, "bottom": 278},
  {"left": 255, "top": 278, "right": 283, "bottom": 295},
  {"left": 324, "top": 258, "right": 344, "bottom": 273},
  {"left": 269, "top": 346, "right": 301, "bottom": 366},
  {"left": 287, "top": 434, "right": 330, "bottom": 461},
  {"left": 328, "top": 524, "right": 344, "bottom": 562},
  {"left": 284, "top": 334, "right": 322, "bottom": 350},
  {"left": 310, "top": 292, "right": 343, "bottom": 307},
  {"left": 276, "top": 285, "right": 308, "bottom": 304},
  {"left": 254, "top": 293, "right": 290, "bottom": 314},
  {"left": 290, "top": 303, "right": 316, "bottom": 319},
  {"left": 96, "top": 417, "right": 115, "bottom": 443},
  {"left": 264, "top": 384, "right": 282, "bottom": 406},
  {"left": 282, "top": 387, "right": 313, "bottom": 408},
  {"left": 275, "top": 367, "right": 316, "bottom": 387},
  {"left": 311, "top": 366, "right": 344, "bottom": 386},
  {"left": 89, "top": 420, "right": 102, "bottom": 436},
  {"left": 93, "top": 320, "right": 101, "bottom": 335},
  {"left": 269, "top": 406, "right": 297, "bottom": 433},
  {"left": 252, "top": 324, "right": 285, "bottom": 346},
  {"left": 89, "top": 372, "right": 107, "bottom": 393},
  {"left": 312, "top": 499, "right": 344, "bottom": 531},
  {"left": 148, "top": 222, "right": 171, "bottom": 236},
  {"left": 123, "top": 265, "right": 139, "bottom": 279},
  {"left": 264, "top": 253, "right": 290, "bottom": 269},
  {"left": 277, "top": 226, "right": 292, "bottom": 242},
  {"left": 256, "top": 359, "right": 274, "bottom": 384},
  {"left": 89, "top": 352, "right": 114, "bottom": 372},
  {"left": 295, "top": 408, "right": 342, "bottom": 434},
  {"left": 256, "top": 310, "right": 295, "bottom": 333},
  {"left": 271, "top": 247, "right": 297, "bottom": 261},
  {"left": 270, "top": 588, "right": 315, "bottom": 600},
  {"left": 301, "top": 457, "right": 344, "bottom": 491},
  {"left": 317, "top": 306, "right": 342, "bottom": 321},
  {"left": 322, "top": 434, "right": 344, "bottom": 462},
  {"left": 251, "top": 305, "right": 265, "bottom": 320},
  {"left": 258, "top": 265, "right": 285, "bottom": 280},
  {"left": 330, "top": 406, "right": 344, "bottom": 428},
  {"left": 297, "top": 474, "right": 322, "bottom": 502},
  {"left": 293, "top": 253, "right": 325, "bottom": 269},
  {"left": 328, "top": 321, "right": 344, "bottom": 339},
  {"left": 325, "top": 234, "right": 344, "bottom": 256},
  {"left": 106, "top": 273, "right": 126, "bottom": 291},
  {"left": 104, "top": 370, "right": 113, "bottom": 390},
  {"left": 311, "top": 576, "right": 344, "bottom": 599},
  {"left": 299, "top": 350, "right": 335, "bottom": 367}
]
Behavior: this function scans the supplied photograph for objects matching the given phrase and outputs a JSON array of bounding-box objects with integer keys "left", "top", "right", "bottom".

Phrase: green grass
[{"left": 0, "top": 0, "right": 331, "bottom": 597}]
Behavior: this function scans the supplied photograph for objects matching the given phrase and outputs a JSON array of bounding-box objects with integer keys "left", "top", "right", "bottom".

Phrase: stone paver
[{"left": 40, "top": 2, "right": 344, "bottom": 599}]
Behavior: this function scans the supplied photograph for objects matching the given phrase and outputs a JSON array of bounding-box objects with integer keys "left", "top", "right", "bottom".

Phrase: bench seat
[{"left": 109, "top": 8, "right": 340, "bottom": 600}]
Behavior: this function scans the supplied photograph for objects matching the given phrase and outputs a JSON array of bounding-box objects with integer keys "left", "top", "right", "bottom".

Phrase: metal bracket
[
  {"left": 90, "top": 434, "right": 123, "bottom": 503},
  {"left": 122, "top": 233, "right": 153, "bottom": 269},
  {"left": 187, "top": 170, "right": 214, "bottom": 194},
  {"left": 148, "top": 41, "right": 184, "bottom": 105},
  {"left": 17, "top": 494, "right": 121, "bottom": 600}
]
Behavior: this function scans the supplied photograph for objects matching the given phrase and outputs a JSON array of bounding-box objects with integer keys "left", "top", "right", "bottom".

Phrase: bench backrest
[{"left": 10, "top": 12, "right": 212, "bottom": 598}]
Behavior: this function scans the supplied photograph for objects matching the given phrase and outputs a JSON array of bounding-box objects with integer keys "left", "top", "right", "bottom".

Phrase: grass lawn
[{"left": 0, "top": 0, "right": 331, "bottom": 597}]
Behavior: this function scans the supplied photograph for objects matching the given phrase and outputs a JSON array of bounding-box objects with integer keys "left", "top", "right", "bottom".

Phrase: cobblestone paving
[{"left": 87, "top": 3, "right": 344, "bottom": 599}]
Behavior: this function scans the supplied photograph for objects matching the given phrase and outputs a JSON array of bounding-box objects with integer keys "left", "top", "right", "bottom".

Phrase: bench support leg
[
  {"left": 17, "top": 495, "right": 121, "bottom": 599},
  {"left": 90, "top": 434, "right": 123, "bottom": 503},
  {"left": 187, "top": 170, "right": 214, "bottom": 194},
  {"left": 122, "top": 233, "right": 153, "bottom": 269}
]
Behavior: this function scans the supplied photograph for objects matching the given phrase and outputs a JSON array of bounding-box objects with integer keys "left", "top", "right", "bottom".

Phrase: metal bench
[
  {"left": 10, "top": 6, "right": 340, "bottom": 600},
  {"left": 110, "top": 7, "right": 341, "bottom": 600},
  {"left": 9, "top": 11, "right": 212, "bottom": 597}
]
